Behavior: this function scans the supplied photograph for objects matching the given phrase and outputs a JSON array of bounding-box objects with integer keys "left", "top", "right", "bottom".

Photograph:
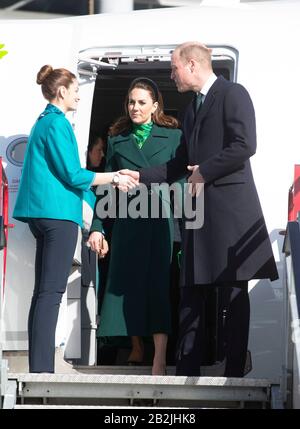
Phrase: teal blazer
[{"left": 13, "top": 104, "right": 95, "bottom": 227}]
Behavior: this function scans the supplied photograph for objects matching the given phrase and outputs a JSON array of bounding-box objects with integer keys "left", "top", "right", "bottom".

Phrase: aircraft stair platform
[
  {"left": 4, "top": 180, "right": 300, "bottom": 410},
  {"left": 4, "top": 366, "right": 283, "bottom": 409}
]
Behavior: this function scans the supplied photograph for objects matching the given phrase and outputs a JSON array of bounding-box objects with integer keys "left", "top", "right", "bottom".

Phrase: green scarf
[{"left": 132, "top": 122, "right": 153, "bottom": 149}]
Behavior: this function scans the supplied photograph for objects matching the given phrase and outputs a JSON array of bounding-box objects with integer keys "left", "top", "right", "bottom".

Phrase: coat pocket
[{"left": 213, "top": 168, "right": 245, "bottom": 186}]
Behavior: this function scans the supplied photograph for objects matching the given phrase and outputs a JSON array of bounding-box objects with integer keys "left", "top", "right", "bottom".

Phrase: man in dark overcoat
[{"left": 122, "top": 42, "right": 278, "bottom": 377}]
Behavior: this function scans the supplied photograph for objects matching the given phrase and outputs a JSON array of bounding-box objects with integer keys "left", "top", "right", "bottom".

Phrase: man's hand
[
  {"left": 88, "top": 231, "right": 109, "bottom": 258},
  {"left": 187, "top": 165, "right": 205, "bottom": 197}
]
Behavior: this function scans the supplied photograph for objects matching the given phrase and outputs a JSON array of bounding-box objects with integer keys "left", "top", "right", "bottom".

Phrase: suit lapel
[
  {"left": 186, "top": 76, "right": 226, "bottom": 160},
  {"left": 183, "top": 87, "right": 217, "bottom": 142},
  {"left": 191, "top": 76, "right": 226, "bottom": 129},
  {"left": 193, "top": 76, "right": 225, "bottom": 129},
  {"left": 185, "top": 102, "right": 196, "bottom": 132},
  {"left": 195, "top": 90, "right": 216, "bottom": 124}
]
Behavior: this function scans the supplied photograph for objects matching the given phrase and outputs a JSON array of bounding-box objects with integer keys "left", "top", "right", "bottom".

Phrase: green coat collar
[{"left": 112, "top": 124, "right": 171, "bottom": 168}]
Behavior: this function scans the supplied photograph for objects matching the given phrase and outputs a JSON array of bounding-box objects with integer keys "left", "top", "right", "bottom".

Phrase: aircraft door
[{"left": 83, "top": 45, "right": 238, "bottom": 368}]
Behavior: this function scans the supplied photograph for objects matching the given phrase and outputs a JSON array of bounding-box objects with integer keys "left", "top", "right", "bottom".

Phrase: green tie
[{"left": 195, "top": 92, "right": 203, "bottom": 112}]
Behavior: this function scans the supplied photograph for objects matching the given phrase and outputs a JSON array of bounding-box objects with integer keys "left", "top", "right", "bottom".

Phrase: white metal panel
[{"left": 0, "top": 20, "right": 80, "bottom": 350}]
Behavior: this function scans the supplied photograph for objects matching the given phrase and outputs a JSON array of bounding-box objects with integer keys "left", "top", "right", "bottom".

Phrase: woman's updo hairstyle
[{"left": 36, "top": 65, "right": 76, "bottom": 101}]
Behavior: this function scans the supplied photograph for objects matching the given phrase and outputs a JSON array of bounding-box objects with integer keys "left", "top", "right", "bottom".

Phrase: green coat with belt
[
  {"left": 91, "top": 124, "right": 182, "bottom": 336},
  {"left": 13, "top": 104, "right": 95, "bottom": 227}
]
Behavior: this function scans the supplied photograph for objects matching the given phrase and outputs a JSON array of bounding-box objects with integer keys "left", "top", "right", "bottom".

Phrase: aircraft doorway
[
  {"left": 86, "top": 47, "right": 237, "bottom": 368},
  {"left": 88, "top": 49, "right": 235, "bottom": 140}
]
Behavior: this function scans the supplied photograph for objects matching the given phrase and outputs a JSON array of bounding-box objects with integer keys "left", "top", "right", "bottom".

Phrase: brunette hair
[
  {"left": 36, "top": 65, "right": 76, "bottom": 101},
  {"left": 109, "top": 77, "right": 179, "bottom": 136}
]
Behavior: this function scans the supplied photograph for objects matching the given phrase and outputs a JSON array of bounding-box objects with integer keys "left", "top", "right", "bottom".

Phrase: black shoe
[{"left": 127, "top": 360, "right": 143, "bottom": 366}]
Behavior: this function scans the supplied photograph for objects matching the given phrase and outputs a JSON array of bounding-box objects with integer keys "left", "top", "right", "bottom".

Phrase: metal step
[
  {"left": 14, "top": 404, "right": 166, "bottom": 409},
  {"left": 8, "top": 369, "right": 278, "bottom": 409}
]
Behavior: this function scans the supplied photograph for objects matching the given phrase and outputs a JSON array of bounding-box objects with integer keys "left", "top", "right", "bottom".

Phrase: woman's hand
[
  {"left": 99, "top": 237, "right": 109, "bottom": 259},
  {"left": 88, "top": 231, "right": 109, "bottom": 258},
  {"left": 119, "top": 169, "right": 140, "bottom": 182},
  {"left": 116, "top": 172, "right": 139, "bottom": 192}
]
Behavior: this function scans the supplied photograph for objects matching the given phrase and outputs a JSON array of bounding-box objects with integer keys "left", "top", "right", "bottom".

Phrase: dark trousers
[
  {"left": 28, "top": 219, "right": 78, "bottom": 373},
  {"left": 176, "top": 281, "right": 250, "bottom": 377}
]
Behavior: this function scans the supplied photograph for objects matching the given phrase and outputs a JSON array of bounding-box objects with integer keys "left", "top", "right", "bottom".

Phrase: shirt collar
[
  {"left": 45, "top": 103, "right": 65, "bottom": 115},
  {"left": 198, "top": 72, "right": 217, "bottom": 98},
  {"left": 38, "top": 103, "right": 65, "bottom": 120}
]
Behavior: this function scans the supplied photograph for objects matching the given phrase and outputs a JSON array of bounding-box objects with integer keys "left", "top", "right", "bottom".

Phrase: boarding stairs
[
  {"left": 2, "top": 362, "right": 282, "bottom": 410},
  {"left": 3, "top": 194, "right": 300, "bottom": 410}
]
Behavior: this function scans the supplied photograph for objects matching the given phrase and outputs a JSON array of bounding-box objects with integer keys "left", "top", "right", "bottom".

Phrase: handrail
[
  {"left": 284, "top": 220, "right": 300, "bottom": 311},
  {"left": 288, "top": 165, "right": 300, "bottom": 221},
  {"left": 0, "top": 157, "right": 7, "bottom": 408},
  {"left": 282, "top": 215, "right": 300, "bottom": 408},
  {"left": 0, "top": 159, "right": 16, "bottom": 409},
  {"left": 0, "top": 158, "right": 9, "bottom": 295}
]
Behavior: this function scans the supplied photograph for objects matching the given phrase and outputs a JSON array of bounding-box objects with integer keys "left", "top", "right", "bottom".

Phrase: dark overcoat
[
  {"left": 91, "top": 125, "right": 182, "bottom": 336},
  {"left": 140, "top": 76, "right": 278, "bottom": 286}
]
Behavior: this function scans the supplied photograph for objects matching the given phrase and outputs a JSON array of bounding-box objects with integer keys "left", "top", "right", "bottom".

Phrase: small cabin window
[{"left": 6, "top": 137, "right": 28, "bottom": 167}]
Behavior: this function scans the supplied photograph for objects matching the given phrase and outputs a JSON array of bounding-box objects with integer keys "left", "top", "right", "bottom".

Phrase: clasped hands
[
  {"left": 87, "top": 230, "right": 109, "bottom": 258},
  {"left": 118, "top": 164, "right": 205, "bottom": 197}
]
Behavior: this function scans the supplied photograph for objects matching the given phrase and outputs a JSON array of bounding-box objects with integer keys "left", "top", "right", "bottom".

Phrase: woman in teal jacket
[
  {"left": 13, "top": 65, "right": 137, "bottom": 373},
  {"left": 88, "top": 78, "right": 183, "bottom": 375}
]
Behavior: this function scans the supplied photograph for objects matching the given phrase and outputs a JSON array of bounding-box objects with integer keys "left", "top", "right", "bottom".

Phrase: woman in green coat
[
  {"left": 88, "top": 78, "right": 182, "bottom": 375},
  {"left": 13, "top": 65, "right": 137, "bottom": 373}
]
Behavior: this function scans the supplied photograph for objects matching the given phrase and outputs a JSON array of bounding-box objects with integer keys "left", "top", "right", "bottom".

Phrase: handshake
[
  {"left": 113, "top": 169, "right": 140, "bottom": 192},
  {"left": 114, "top": 165, "right": 205, "bottom": 197},
  {"left": 89, "top": 164, "right": 205, "bottom": 256}
]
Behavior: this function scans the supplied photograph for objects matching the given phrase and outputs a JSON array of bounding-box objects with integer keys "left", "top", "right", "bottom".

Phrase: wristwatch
[{"left": 111, "top": 173, "right": 120, "bottom": 186}]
